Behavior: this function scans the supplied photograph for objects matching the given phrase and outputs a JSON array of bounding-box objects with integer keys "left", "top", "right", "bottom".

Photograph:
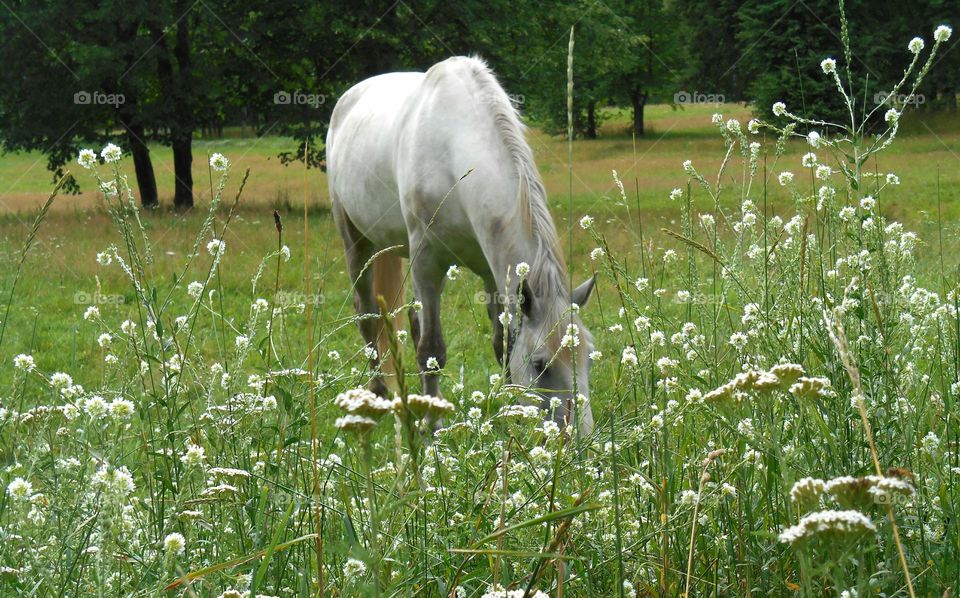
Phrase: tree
[
  {"left": 611, "top": 0, "right": 689, "bottom": 137},
  {"left": 677, "top": 0, "right": 745, "bottom": 102},
  {"left": 0, "top": 0, "right": 161, "bottom": 206},
  {"left": 737, "top": 0, "right": 959, "bottom": 124},
  {"left": 527, "top": 1, "right": 625, "bottom": 139},
  {"left": 738, "top": 0, "right": 846, "bottom": 122},
  {"left": 147, "top": 0, "right": 198, "bottom": 210},
  {"left": 0, "top": 0, "right": 284, "bottom": 210},
  {"left": 522, "top": 0, "right": 688, "bottom": 139}
]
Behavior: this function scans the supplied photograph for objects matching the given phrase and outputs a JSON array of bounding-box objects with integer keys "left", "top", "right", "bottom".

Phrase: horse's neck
[
  {"left": 487, "top": 210, "right": 568, "bottom": 306},
  {"left": 462, "top": 65, "right": 567, "bottom": 303}
]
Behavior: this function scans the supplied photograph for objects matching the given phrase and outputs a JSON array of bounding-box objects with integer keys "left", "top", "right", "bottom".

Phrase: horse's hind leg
[{"left": 332, "top": 201, "right": 389, "bottom": 398}]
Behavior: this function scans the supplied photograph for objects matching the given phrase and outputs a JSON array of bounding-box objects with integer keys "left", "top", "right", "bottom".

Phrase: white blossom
[
  {"left": 209, "top": 152, "right": 229, "bottom": 172},
  {"left": 77, "top": 149, "right": 97, "bottom": 169},
  {"left": 100, "top": 143, "right": 122, "bottom": 163}
]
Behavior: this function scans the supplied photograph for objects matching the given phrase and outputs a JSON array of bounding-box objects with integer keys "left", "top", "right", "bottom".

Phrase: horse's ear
[
  {"left": 520, "top": 279, "right": 534, "bottom": 317},
  {"left": 572, "top": 276, "right": 596, "bottom": 307}
]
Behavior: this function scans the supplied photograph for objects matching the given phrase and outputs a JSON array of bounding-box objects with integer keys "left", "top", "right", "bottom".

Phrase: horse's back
[
  {"left": 327, "top": 72, "right": 425, "bottom": 249},
  {"left": 396, "top": 57, "right": 520, "bottom": 234},
  {"left": 328, "top": 57, "right": 518, "bottom": 269}
]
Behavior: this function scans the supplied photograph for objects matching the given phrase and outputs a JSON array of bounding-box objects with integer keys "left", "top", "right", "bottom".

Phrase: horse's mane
[{"left": 460, "top": 56, "right": 569, "bottom": 303}]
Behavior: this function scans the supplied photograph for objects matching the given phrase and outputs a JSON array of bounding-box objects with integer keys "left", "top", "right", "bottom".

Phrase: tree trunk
[
  {"left": 172, "top": 134, "right": 193, "bottom": 210},
  {"left": 173, "top": 4, "right": 194, "bottom": 210},
  {"left": 150, "top": 2, "right": 195, "bottom": 210},
  {"left": 586, "top": 100, "right": 597, "bottom": 139},
  {"left": 126, "top": 124, "right": 159, "bottom": 208},
  {"left": 171, "top": 0, "right": 196, "bottom": 210},
  {"left": 631, "top": 90, "right": 647, "bottom": 137},
  {"left": 114, "top": 17, "right": 158, "bottom": 209}
]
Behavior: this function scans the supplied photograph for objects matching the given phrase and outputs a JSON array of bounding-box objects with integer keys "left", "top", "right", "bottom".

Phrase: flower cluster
[
  {"left": 703, "top": 363, "right": 807, "bottom": 403},
  {"left": 779, "top": 509, "right": 876, "bottom": 545},
  {"left": 333, "top": 388, "right": 395, "bottom": 433}
]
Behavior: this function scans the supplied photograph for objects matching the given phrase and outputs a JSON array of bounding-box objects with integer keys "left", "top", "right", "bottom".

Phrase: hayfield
[{"left": 0, "top": 86, "right": 959, "bottom": 596}]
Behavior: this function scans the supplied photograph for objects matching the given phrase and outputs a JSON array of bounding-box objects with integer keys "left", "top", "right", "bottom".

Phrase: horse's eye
[{"left": 532, "top": 358, "right": 547, "bottom": 374}]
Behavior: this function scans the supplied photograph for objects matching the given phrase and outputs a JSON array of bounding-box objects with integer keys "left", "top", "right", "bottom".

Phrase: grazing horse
[{"left": 326, "top": 56, "right": 595, "bottom": 435}]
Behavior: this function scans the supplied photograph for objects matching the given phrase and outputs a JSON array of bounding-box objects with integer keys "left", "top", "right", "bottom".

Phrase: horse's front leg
[
  {"left": 484, "top": 280, "right": 508, "bottom": 372},
  {"left": 410, "top": 258, "right": 446, "bottom": 399}
]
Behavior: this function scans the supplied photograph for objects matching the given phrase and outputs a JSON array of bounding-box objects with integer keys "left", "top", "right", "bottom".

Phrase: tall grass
[{"left": 0, "top": 8, "right": 956, "bottom": 598}]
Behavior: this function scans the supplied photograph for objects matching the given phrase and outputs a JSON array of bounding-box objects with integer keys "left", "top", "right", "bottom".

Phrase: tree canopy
[{"left": 0, "top": 0, "right": 956, "bottom": 208}]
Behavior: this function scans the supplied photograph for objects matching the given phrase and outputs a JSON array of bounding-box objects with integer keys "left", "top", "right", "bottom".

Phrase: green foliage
[
  {"left": 517, "top": 0, "right": 690, "bottom": 138},
  {"left": 737, "top": 0, "right": 850, "bottom": 123},
  {"left": 738, "top": 0, "right": 959, "bottom": 123},
  {"left": 0, "top": 1, "right": 156, "bottom": 192},
  {"left": 677, "top": 0, "right": 746, "bottom": 101},
  {"left": 0, "top": 0, "right": 956, "bottom": 200}
]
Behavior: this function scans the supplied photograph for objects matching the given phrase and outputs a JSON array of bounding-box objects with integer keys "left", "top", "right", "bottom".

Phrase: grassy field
[
  {"left": 0, "top": 99, "right": 958, "bottom": 596},
  {"left": 2, "top": 102, "right": 960, "bottom": 219},
  {"left": 1, "top": 103, "right": 958, "bottom": 380}
]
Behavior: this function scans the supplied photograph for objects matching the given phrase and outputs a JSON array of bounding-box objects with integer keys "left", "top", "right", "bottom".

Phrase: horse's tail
[{"left": 373, "top": 252, "right": 405, "bottom": 387}]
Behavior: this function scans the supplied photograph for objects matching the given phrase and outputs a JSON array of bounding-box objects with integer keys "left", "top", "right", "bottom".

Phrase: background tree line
[{"left": 0, "top": 0, "right": 956, "bottom": 209}]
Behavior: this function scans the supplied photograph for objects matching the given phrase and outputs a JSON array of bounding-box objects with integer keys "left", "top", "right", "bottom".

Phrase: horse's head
[{"left": 509, "top": 276, "right": 596, "bottom": 436}]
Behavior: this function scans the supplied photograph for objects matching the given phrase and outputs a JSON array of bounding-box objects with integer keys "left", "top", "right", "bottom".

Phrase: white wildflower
[
  {"left": 13, "top": 354, "right": 35, "bottom": 371},
  {"left": 934, "top": 25, "right": 952, "bottom": 43},
  {"left": 209, "top": 152, "right": 229, "bottom": 172},
  {"left": 77, "top": 149, "right": 97, "bottom": 169},
  {"left": 343, "top": 557, "right": 367, "bottom": 577},
  {"left": 163, "top": 532, "right": 186, "bottom": 556},
  {"left": 7, "top": 478, "right": 33, "bottom": 501},
  {"left": 100, "top": 143, "right": 122, "bottom": 163},
  {"left": 207, "top": 239, "right": 225, "bottom": 257}
]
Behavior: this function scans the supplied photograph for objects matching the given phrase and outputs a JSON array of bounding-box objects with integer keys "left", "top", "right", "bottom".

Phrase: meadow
[
  {"left": 0, "top": 37, "right": 959, "bottom": 597},
  {"left": 0, "top": 104, "right": 957, "bottom": 389}
]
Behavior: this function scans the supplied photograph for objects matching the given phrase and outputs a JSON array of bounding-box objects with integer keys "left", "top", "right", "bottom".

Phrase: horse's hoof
[
  {"left": 424, "top": 415, "right": 444, "bottom": 435},
  {"left": 368, "top": 378, "right": 389, "bottom": 399}
]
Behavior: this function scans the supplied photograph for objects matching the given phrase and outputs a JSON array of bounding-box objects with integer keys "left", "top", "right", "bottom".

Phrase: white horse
[{"left": 326, "top": 56, "right": 595, "bottom": 435}]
